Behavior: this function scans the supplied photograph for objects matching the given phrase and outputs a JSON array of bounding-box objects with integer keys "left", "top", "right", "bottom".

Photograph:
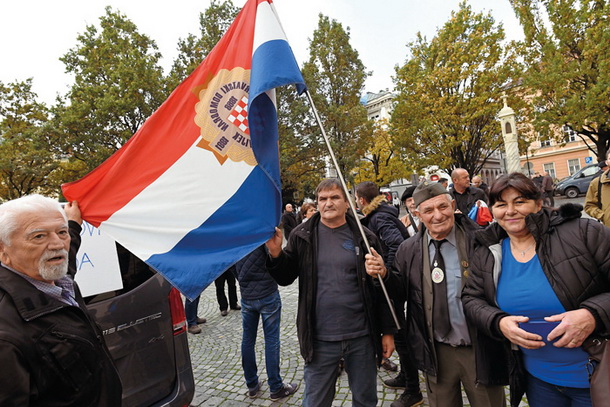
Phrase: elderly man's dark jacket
[
  {"left": 0, "top": 221, "right": 122, "bottom": 406},
  {"left": 267, "top": 211, "right": 395, "bottom": 364},
  {"left": 462, "top": 204, "right": 610, "bottom": 406},
  {"left": 384, "top": 214, "right": 506, "bottom": 385}
]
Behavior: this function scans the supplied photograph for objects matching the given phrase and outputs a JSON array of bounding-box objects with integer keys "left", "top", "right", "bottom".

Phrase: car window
[{"left": 581, "top": 165, "right": 600, "bottom": 178}]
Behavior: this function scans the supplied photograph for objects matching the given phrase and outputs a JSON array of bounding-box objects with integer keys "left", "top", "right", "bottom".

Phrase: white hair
[{"left": 0, "top": 194, "right": 67, "bottom": 246}]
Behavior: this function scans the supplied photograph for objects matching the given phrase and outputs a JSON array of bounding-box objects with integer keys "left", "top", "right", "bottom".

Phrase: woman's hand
[
  {"left": 365, "top": 247, "right": 386, "bottom": 279},
  {"left": 546, "top": 309, "right": 596, "bottom": 348},
  {"left": 499, "top": 316, "right": 545, "bottom": 349}
]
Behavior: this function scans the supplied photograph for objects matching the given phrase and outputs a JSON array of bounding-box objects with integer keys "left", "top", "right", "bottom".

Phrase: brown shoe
[
  {"left": 220, "top": 310, "right": 228, "bottom": 316},
  {"left": 187, "top": 325, "right": 202, "bottom": 334},
  {"left": 196, "top": 317, "right": 207, "bottom": 324}
]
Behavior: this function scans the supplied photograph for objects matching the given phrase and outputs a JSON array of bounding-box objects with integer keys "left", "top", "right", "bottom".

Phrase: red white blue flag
[{"left": 62, "top": 0, "right": 305, "bottom": 299}]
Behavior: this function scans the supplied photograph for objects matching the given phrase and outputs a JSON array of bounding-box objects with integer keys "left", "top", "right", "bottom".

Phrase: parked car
[
  {"left": 554, "top": 163, "right": 603, "bottom": 198},
  {"left": 84, "top": 244, "right": 195, "bottom": 407}
]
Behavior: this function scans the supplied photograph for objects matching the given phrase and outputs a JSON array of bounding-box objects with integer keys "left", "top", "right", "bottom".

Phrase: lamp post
[{"left": 497, "top": 93, "right": 522, "bottom": 174}]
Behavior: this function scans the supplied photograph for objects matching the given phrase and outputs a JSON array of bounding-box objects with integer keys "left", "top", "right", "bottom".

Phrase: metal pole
[{"left": 304, "top": 90, "right": 401, "bottom": 329}]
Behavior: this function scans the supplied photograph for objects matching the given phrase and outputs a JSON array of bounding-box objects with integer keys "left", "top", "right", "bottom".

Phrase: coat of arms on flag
[{"left": 195, "top": 68, "right": 254, "bottom": 165}]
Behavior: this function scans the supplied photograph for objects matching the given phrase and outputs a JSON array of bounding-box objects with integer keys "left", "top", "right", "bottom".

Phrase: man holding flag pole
[{"left": 266, "top": 178, "right": 396, "bottom": 406}]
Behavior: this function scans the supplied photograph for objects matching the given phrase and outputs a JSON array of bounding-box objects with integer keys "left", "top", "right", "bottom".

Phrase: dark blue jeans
[
  {"left": 303, "top": 335, "right": 377, "bottom": 407},
  {"left": 526, "top": 373, "right": 592, "bottom": 407},
  {"left": 241, "top": 291, "right": 282, "bottom": 393},
  {"left": 184, "top": 295, "right": 200, "bottom": 327}
]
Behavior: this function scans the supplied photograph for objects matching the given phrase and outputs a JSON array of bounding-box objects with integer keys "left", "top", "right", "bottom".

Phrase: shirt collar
[
  {"left": 1, "top": 262, "right": 77, "bottom": 306},
  {"left": 426, "top": 224, "right": 457, "bottom": 248}
]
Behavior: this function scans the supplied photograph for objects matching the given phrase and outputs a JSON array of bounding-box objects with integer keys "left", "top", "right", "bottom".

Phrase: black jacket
[
  {"left": 280, "top": 211, "right": 298, "bottom": 237},
  {"left": 462, "top": 204, "right": 610, "bottom": 406},
  {"left": 450, "top": 186, "right": 488, "bottom": 215},
  {"left": 361, "top": 196, "right": 409, "bottom": 271},
  {"left": 0, "top": 221, "right": 122, "bottom": 406},
  {"left": 266, "top": 212, "right": 396, "bottom": 363},
  {"left": 235, "top": 245, "right": 278, "bottom": 300},
  {"left": 384, "top": 214, "right": 506, "bottom": 384}
]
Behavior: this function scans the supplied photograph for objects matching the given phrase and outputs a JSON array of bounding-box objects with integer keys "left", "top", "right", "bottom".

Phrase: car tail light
[{"left": 169, "top": 288, "right": 187, "bottom": 335}]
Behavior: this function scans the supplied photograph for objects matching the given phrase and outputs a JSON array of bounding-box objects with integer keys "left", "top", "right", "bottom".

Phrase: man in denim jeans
[
  {"left": 266, "top": 178, "right": 395, "bottom": 407},
  {"left": 235, "top": 245, "right": 298, "bottom": 400}
]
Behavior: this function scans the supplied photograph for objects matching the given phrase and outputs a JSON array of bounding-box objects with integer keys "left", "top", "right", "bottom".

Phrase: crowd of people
[{"left": 1, "top": 158, "right": 609, "bottom": 406}]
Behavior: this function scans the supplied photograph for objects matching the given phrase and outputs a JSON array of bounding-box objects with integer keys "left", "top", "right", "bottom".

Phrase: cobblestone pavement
[{"left": 187, "top": 283, "right": 527, "bottom": 406}]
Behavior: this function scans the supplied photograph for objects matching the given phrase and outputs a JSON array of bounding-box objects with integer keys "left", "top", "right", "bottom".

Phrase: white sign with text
[{"left": 74, "top": 221, "right": 123, "bottom": 297}]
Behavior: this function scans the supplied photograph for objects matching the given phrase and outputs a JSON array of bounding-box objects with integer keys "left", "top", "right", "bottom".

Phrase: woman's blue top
[{"left": 496, "top": 238, "right": 589, "bottom": 388}]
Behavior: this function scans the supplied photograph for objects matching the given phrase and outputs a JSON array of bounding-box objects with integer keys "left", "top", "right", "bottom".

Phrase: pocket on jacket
[{"left": 38, "top": 330, "right": 96, "bottom": 392}]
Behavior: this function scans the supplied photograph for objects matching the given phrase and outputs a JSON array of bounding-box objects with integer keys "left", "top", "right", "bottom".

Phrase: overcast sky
[{"left": 0, "top": 0, "right": 524, "bottom": 105}]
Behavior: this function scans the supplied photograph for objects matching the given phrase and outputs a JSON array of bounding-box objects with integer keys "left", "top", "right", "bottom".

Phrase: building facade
[{"left": 519, "top": 126, "right": 596, "bottom": 180}]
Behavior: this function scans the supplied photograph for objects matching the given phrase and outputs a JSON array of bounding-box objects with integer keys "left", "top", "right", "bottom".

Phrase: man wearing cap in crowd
[
  {"left": 585, "top": 151, "right": 610, "bottom": 227},
  {"left": 399, "top": 185, "right": 420, "bottom": 237},
  {"left": 365, "top": 181, "right": 506, "bottom": 407}
]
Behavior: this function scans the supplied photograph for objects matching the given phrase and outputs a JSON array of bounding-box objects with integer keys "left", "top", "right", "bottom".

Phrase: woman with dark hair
[
  {"left": 298, "top": 202, "right": 317, "bottom": 223},
  {"left": 462, "top": 172, "right": 610, "bottom": 407}
]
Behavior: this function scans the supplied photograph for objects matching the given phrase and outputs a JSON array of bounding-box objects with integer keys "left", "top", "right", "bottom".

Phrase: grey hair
[
  {"left": 0, "top": 195, "right": 67, "bottom": 246},
  {"left": 415, "top": 194, "right": 454, "bottom": 213}
]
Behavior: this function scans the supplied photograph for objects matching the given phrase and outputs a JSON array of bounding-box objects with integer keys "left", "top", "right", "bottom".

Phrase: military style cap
[
  {"left": 413, "top": 181, "right": 450, "bottom": 207},
  {"left": 401, "top": 185, "right": 417, "bottom": 202}
]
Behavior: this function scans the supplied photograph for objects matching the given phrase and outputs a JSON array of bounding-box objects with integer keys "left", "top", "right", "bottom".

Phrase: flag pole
[{"left": 304, "top": 90, "right": 401, "bottom": 329}]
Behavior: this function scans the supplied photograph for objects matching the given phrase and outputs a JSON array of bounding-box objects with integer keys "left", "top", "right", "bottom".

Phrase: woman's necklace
[{"left": 510, "top": 239, "right": 536, "bottom": 258}]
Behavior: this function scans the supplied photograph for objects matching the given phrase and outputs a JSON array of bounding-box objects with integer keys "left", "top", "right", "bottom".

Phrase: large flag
[{"left": 62, "top": 0, "right": 305, "bottom": 300}]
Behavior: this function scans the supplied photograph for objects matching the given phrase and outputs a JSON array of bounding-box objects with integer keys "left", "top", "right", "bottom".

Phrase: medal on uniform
[{"left": 431, "top": 260, "right": 444, "bottom": 284}]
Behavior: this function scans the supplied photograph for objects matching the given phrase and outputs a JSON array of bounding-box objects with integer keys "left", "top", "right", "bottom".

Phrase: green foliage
[
  {"left": 0, "top": 80, "right": 60, "bottom": 199},
  {"left": 392, "top": 2, "right": 518, "bottom": 176},
  {"left": 277, "top": 85, "right": 326, "bottom": 202},
  {"left": 354, "top": 119, "right": 414, "bottom": 186},
  {"left": 301, "top": 14, "right": 371, "bottom": 184},
  {"left": 509, "top": 0, "right": 610, "bottom": 160},
  {"left": 54, "top": 6, "right": 167, "bottom": 175},
  {"left": 167, "top": 0, "right": 239, "bottom": 90}
]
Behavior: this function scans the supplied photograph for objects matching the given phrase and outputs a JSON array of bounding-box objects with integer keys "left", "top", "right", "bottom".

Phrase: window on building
[
  {"left": 540, "top": 139, "right": 552, "bottom": 147},
  {"left": 505, "top": 122, "right": 512, "bottom": 134},
  {"left": 568, "top": 158, "right": 581, "bottom": 175},
  {"left": 543, "top": 163, "right": 556, "bottom": 179},
  {"left": 563, "top": 125, "right": 578, "bottom": 142}
]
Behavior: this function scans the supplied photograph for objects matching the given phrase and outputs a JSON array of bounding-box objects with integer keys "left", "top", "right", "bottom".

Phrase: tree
[
  {"left": 167, "top": 0, "right": 239, "bottom": 90},
  {"left": 301, "top": 14, "right": 371, "bottom": 185},
  {"left": 509, "top": 0, "right": 610, "bottom": 161},
  {"left": 354, "top": 119, "right": 414, "bottom": 186},
  {"left": 54, "top": 7, "right": 167, "bottom": 174},
  {"left": 391, "top": 2, "right": 518, "bottom": 176},
  {"left": 276, "top": 85, "right": 326, "bottom": 202},
  {"left": 0, "top": 79, "right": 59, "bottom": 199}
]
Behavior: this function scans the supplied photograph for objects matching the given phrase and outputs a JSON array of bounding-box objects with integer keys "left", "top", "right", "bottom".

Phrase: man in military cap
[{"left": 365, "top": 181, "right": 506, "bottom": 407}]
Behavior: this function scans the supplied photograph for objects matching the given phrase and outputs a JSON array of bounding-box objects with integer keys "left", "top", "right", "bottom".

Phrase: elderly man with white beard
[{"left": 0, "top": 194, "right": 122, "bottom": 406}]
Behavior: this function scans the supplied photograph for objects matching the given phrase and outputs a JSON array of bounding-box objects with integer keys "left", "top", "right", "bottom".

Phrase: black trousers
[
  {"left": 214, "top": 266, "right": 238, "bottom": 311},
  {"left": 394, "top": 324, "right": 422, "bottom": 394}
]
